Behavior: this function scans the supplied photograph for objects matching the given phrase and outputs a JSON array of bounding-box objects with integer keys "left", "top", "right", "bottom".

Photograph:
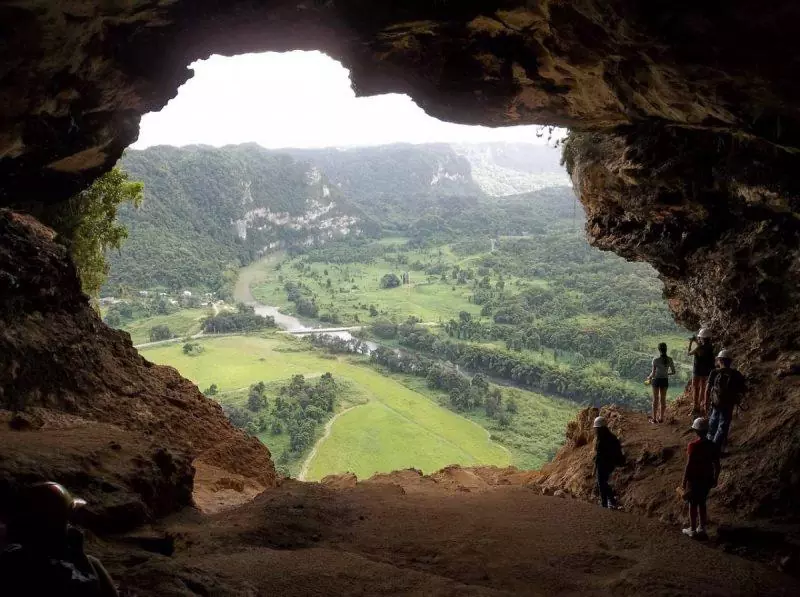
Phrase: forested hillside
[
  {"left": 110, "top": 144, "right": 374, "bottom": 292},
  {"left": 109, "top": 143, "right": 496, "bottom": 292}
]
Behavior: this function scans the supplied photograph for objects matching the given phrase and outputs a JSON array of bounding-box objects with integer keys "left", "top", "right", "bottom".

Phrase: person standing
[
  {"left": 593, "top": 416, "right": 625, "bottom": 509},
  {"left": 688, "top": 328, "right": 715, "bottom": 417},
  {"left": 705, "top": 349, "right": 747, "bottom": 452},
  {"left": 647, "top": 342, "right": 676, "bottom": 423},
  {"left": 682, "top": 418, "right": 720, "bottom": 539}
]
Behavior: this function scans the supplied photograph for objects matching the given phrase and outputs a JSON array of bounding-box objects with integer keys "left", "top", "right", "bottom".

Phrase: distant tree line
[{"left": 202, "top": 304, "right": 275, "bottom": 333}]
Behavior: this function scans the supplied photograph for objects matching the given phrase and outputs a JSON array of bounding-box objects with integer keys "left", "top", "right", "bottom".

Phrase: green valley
[
  {"left": 139, "top": 334, "right": 562, "bottom": 479},
  {"left": 101, "top": 141, "right": 690, "bottom": 482}
]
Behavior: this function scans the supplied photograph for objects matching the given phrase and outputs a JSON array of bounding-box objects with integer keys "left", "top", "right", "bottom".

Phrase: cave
[{"left": 2, "top": 1, "right": 800, "bottom": 593}]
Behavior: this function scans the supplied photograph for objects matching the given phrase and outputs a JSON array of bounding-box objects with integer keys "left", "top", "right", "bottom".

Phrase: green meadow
[
  {"left": 140, "top": 334, "right": 524, "bottom": 480},
  {"left": 119, "top": 308, "right": 210, "bottom": 345}
]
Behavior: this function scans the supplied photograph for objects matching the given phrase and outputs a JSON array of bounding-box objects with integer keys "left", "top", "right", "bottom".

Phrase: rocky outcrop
[{"left": 0, "top": 210, "right": 277, "bottom": 525}]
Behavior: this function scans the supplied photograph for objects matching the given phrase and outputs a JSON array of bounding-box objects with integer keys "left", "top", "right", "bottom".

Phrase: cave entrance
[{"left": 102, "top": 51, "right": 686, "bottom": 490}]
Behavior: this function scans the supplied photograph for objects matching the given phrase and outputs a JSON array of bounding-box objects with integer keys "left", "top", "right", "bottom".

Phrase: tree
[
  {"left": 203, "top": 383, "right": 219, "bottom": 397},
  {"left": 45, "top": 167, "right": 143, "bottom": 298},
  {"left": 380, "top": 273, "right": 401, "bottom": 289},
  {"left": 149, "top": 325, "right": 172, "bottom": 342},
  {"left": 247, "top": 382, "right": 268, "bottom": 412}
]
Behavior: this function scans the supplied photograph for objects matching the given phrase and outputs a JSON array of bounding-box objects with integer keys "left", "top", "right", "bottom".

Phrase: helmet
[
  {"left": 593, "top": 416, "right": 607, "bottom": 428},
  {"left": 717, "top": 349, "right": 732, "bottom": 360},
  {"left": 21, "top": 482, "right": 86, "bottom": 522},
  {"left": 698, "top": 328, "right": 712, "bottom": 339},
  {"left": 691, "top": 417, "right": 709, "bottom": 432}
]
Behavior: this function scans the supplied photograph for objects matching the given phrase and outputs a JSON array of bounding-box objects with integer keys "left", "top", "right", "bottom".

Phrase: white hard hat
[
  {"left": 717, "top": 349, "right": 732, "bottom": 359},
  {"left": 691, "top": 417, "right": 709, "bottom": 432},
  {"left": 698, "top": 328, "right": 712, "bottom": 339},
  {"left": 593, "top": 416, "right": 607, "bottom": 428}
]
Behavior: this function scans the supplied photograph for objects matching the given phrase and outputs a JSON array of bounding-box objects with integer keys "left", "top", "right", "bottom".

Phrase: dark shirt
[
  {"left": 708, "top": 367, "right": 746, "bottom": 410},
  {"left": 693, "top": 342, "right": 715, "bottom": 376},
  {"left": 595, "top": 430, "right": 624, "bottom": 471}
]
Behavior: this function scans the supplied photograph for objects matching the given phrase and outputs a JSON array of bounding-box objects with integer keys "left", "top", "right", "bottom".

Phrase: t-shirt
[
  {"left": 686, "top": 437, "right": 717, "bottom": 486},
  {"left": 708, "top": 367, "right": 746, "bottom": 410},
  {"left": 652, "top": 356, "right": 674, "bottom": 379},
  {"left": 693, "top": 342, "right": 715, "bottom": 376}
]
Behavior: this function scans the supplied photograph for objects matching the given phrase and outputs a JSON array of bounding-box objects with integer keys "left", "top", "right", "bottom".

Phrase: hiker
[
  {"left": 705, "top": 349, "right": 747, "bottom": 452},
  {"left": 681, "top": 417, "right": 720, "bottom": 539},
  {"left": 646, "top": 342, "right": 676, "bottom": 423},
  {"left": 688, "top": 328, "right": 715, "bottom": 416},
  {"left": 0, "top": 481, "right": 118, "bottom": 596},
  {"left": 593, "top": 416, "right": 625, "bottom": 509}
]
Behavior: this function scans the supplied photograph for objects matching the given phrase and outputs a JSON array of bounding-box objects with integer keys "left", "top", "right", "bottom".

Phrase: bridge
[{"left": 280, "top": 326, "right": 364, "bottom": 335}]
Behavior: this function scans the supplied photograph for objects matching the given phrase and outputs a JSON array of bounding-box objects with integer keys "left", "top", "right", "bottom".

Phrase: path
[{"left": 297, "top": 406, "right": 358, "bottom": 481}]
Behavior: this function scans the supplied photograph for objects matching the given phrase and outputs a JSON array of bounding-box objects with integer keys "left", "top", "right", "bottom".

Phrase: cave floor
[{"left": 99, "top": 480, "right": 798, "bottom": 596}]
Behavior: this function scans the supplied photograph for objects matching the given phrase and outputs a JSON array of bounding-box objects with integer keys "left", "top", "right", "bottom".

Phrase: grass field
[
  {"left": 119, "top": 308, "right": 210, "bottom": 345},
  {"left": 249, "top": 243, "right": 485, "bottom": 324},
  {"left": 140, "top": 334, "right": 513, "bottom": 480}
]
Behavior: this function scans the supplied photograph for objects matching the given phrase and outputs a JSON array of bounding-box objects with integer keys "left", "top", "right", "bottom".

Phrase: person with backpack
[
  {"left": 682, "top": 417, "right": 720, "bottom": 539},
  {"left": 593, "top": 416, "right": 625, "bottom": 509},
  {"left": 0, "top": 482, "right": 118, "bottom": 597},
  {"left": 688, "top": 328, "right": 715, "bottom": 417},
  {"left": 705, "top": 349, "right": 747, "bottom": 451},
  {"left": 646, "top": 342, "right": 676, "bottom": 423}
]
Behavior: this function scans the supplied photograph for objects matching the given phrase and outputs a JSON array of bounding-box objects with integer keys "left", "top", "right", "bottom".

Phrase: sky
[{"left": 133, "top": 51, "right": 556, "bottom": 150}]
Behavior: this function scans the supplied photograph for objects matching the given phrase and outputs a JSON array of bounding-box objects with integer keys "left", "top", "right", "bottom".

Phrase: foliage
[
  {"left": 183, "top": 342, "right": 204, "bottom": 356},
  {"left": 380, "top": 273, "right": 402, "bottom": 289},
  {"left": 202, "top": 304, "right": 275, "bottom": 333},
  {"left": 149, "top": 325, "right": 172, "bottom": 342},
  {"left": 44, "top": 168, "right": 142, "bottom": 297}
]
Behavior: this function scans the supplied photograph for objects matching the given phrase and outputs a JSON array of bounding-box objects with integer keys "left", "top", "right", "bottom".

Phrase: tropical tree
[{"left": 44, "top": 167, "right": 143, "bottom": 297}]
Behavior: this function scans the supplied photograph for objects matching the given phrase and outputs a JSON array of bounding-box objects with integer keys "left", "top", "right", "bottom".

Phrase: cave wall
[
  {"left": 1, "top": 1, "right": 799, "bottom": 520},
  {"left": 0, "top": 210, "right": 277, "bottom": 523}
]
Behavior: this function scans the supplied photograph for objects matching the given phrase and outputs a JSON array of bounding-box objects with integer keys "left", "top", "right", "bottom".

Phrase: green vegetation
[
  {"left": 138, "top": 335, "right": 564, "bottom": 479},
  {"left": 43, "top": 168, "right": 142, "bottom": 297},
  {"left": 111, "top": 308, "right": 209, "bottom": 345}
]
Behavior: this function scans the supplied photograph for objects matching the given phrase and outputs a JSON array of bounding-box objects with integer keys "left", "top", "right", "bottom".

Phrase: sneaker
[
  {"left": 695, "top": 527, "right": 708, "bottom": 539},
  {"left": 682, "top": 527, "right": 696, "bottom": 538}
]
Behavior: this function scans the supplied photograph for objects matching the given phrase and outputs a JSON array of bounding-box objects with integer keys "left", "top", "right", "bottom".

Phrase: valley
[{"left": 104, "top": 141, "right": 689, "bottom": 483}]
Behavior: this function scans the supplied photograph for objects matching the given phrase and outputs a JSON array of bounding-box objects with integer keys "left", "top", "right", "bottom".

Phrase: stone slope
[{"left": 0, "top": 210, "right": 277, "bottom": 524}]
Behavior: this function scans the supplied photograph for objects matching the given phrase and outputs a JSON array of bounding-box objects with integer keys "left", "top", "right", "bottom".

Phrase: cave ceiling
[{"left": 2, "top": 0, "right": 800, "bottom": 352}]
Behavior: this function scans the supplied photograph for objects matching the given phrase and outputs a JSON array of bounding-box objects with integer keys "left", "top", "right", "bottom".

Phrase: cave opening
[
  {"left": 2, "top": 4, "right": 800, "bottom": 591},
  {"left": 97, "top": 50, "right": 695, "bottom": 491}
]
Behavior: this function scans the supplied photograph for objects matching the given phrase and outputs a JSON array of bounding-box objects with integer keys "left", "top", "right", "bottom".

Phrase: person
[
  {"left": 593, "top": 416, "right": 625, "bottom": 509},
  {"left": 682, "top": 417, "right": 720, "bottom": 539},
  {"left": 705, "top": 349, "right": 747, "bottom": 452},
  {"left": 688, "top": 328, "right": 715, "bottom": 416},
  {"left": 646, "top": 342, "right": 676, "bottom": 423},
  {"left": 0, "top": 481, "right": 118, "bottom": 596}
]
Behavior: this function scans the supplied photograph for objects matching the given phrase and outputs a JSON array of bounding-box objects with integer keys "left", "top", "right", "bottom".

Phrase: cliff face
[
  {"left": 1, "top": 0, "right": 799, "bottom": 528},
  {"left": 0, "top": 211, "right": 277, "bottom": 527}
]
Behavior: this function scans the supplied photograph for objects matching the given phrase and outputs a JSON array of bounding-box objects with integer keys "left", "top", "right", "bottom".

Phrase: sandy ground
[{"left": 98, "top": 480, "right": 798, "bottom": 597}]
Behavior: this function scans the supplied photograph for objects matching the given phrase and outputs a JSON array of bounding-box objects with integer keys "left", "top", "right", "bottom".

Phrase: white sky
[{"left": 133, "top": 51, "right": 556, "bottom": 150}]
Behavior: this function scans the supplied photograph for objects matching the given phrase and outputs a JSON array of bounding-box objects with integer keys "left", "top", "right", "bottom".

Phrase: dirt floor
[{"left": 94, "top": 479, "right": 798, "bottom": 597}]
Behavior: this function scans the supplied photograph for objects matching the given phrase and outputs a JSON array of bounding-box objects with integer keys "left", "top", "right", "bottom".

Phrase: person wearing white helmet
[
  {"left": 593, "top": 416, "right": 625, "bottom": 509},
  {"left": 705, "top": 349, "right": 747, "bottom": 452},
  {"left": 681, "top": 418, "right": 720, "bottom": 539},
  {"left": 688, "top": 328, "right": 715, "bottom": 417}
]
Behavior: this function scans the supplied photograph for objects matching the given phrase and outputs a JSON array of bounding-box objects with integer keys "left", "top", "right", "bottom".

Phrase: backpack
[{"left": 711, "top": 368, "right": 743, "bottom": 409}]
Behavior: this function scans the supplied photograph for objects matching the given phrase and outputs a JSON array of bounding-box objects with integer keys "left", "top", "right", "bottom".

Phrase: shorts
[
  {"left": 685, "top": 483, "right": 711, "bottom": 505},
  {"left": 652, "top": 377, "right": 669, "bottom": 389}
]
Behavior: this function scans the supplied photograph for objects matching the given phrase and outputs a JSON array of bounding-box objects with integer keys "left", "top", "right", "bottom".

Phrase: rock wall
[
  {"left": 3, "top": 1, "right": 800, "bottom": 210},
  {"left": 1, "top": 0, "right": 799, "bottom": 527},
  {"left": 0, "top": 210, "right": 277, "bottom": 526}
]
